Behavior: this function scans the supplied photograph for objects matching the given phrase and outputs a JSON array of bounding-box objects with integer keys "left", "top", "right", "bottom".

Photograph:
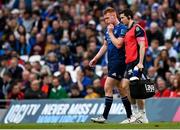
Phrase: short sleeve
[
  {"left": 116, "top": 25, "right": 127, "bottom": 38},
  {"left": 135, "top": 26, "right": 145, "bottom": 37}
]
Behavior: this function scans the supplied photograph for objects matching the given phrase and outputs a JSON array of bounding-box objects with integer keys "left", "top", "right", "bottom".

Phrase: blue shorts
[
  {"left": 108, "top": 62, "right": 126, "bottom": 81},
  {"left": 124, "top": 59, "right": 139, "bottom": 79}
]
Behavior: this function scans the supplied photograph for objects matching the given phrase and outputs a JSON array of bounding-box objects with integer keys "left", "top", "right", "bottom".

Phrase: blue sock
[
  {"left": 121, "top": 96, "right": 132, "bottom": 118},
  {"left": 103, "top": 96, "right": 113, "bottom": 119}
]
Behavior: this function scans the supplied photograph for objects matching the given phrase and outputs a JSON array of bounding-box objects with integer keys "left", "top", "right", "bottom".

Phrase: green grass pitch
[{"left": 0, "top": 122, "right": 180, "bottom": 129}]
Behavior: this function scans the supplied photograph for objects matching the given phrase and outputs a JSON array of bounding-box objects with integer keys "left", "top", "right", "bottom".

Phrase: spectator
[
  {"left": 29, "top": 73, "right": 38, "bottom": 83},
  {"left": 70, "top": 84, "right": 83, "bottom": 98},
  {"left": 76, "top": 68, "right": 92, "bottom": 97},
  {"left": 0, "top": 9, "right": 6, "bottom": 34},
  {"left": 134, "top": 12, "right": 146, "bottom": 29},
  {"left": 2, "top": 71, "right": 14, "bottom": 97},
  {"left": 165, "top": 40, "right": 178, "bottom": 60},
  {"left": 31, "top": 33, "right": 45, "bottom": 55},
  {"left": 60, "top": 20, "right": 71, "bottom": 46},
  {"left": 148, "top": 39, "right": 160, "bottom": 59},
  {"left": 84, "top": 66, "right": 99, "bottom": 82},
  {"left": 145, "top": 50, "right": 154, "bottom": 69},
  {"left": 24, "top": 79, "right": 46, "bottom": 99},
  {"left": 93, "top": 78, "right": 104, "bottom": 97},
  {"left": 24, "top": 62, "right": 32, "bottom": 72},
  {"left": 174, "top": 21, "right": 180, "bottom": 37},
  {"left": 32, "top": 9, "right": 43, "bottom": 32},
  {"left": 0, "top": 56, "right": 9, "bottom": 77},
  {"left": 7, "top": 82, "right": 24, "bottom": 100},
  {"left": 84, "top": 86, "right": 100, "bottom": 99},
  {"left": 154, "top": 76, "right": 171, "bottom": 98},
  {"left": 31, "top": 61, "right": 51, "bottom": 76},
  {"left": 22, "top": 70, "right": 31, "bottom": 91},
  {"left": 49, "top": 77, "right": 68, "bottom": 99},
  {"left": 31, "top": 61, "right": 42, "bottom": 76},
  {"left": 165, "top": 71, "right": 172, "bottom": 88},
  {"left": 5, "top": 33, "right": 19, "bottom": 51},
  {"left": 16, "top": 35, "right": 31, "bottom": 55},
  {"left": 60, "top": 71, "right": 73, "bottom": 94},
  {"left": 170, "top": 74, "right": 180, "bottom": 97},
  {"left": 85, "top": 41, "right": 100, "bottom": 61},
  {"left": 173, "top": 34, "right": 180, "bottom": 55},
  {"left": 44, "top": 34, "right": 56, "bottom": 55},
  {"left": 75, "top": 44, "right": 86, "bottom": 63},
  {"left": 154, "top": 49, "right": 169, "bottom": 79},
  {"left": 168, "top": 74, "right": 177, "bottom": 89},
  {"left": 164, "top": 18, "right": 176, "bottom": 40},
  {"left": 21, "top": 10, "right": 34, "bottom": 33},
  {"left": 46, "top": 52, "right": 59, "bottom": 74},
  {"left": 14, "top": 25, "right": 30, "bottom": 42},
  {"left": 0, "top": 42, "right": 13, "bottom": 57},
  {"left": 58, "top": 64, "right": 66, "bottom": 81},
  {"left": 147, "top": 66, "right": 158, "bottom": 81},
  {"left": 146, "top": 22, "right": 164, "bottom": 46},
  {"left": 28, "top": 27, "right": 38, "bottom": 47},
  {"left": 169, "top": 57, "right": 180, "bottom": 74},
  {"left": 50, "top": 20, "right": 63, "bottom": 44},
  {"left": 41, "top": 74, "right": 52, "bottom": 97},
  {"left": 57, "top": 45, "right": 77, "bottom": 65}
]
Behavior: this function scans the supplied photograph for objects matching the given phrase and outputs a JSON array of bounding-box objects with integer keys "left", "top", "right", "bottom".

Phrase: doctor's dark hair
[{"left": 119, "top": 9, "right": 133, "bottom": 19}]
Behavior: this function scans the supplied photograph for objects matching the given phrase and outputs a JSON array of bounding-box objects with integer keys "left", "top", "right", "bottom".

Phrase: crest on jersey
[
  {"left": 121, "top": 29, "right": 126, "bottom": 35},
  {"left": 136, "top": 26, "right": 140, "bottom": 31}
]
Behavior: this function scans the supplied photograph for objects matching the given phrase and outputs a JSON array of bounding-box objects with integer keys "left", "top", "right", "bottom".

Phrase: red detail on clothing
[
  {"left": 170, "top": 91, "right": 180, "bottom": 97},
  {"left": 100, "top": 75, "right": 107, "bottom": 88},
  {"left": 8, "top": 59, "right": 24, "bottom": 65},
  {"left": 7, "top": 92, "right": 24, "bottom": 106},
  {"left": 124, "top": 24, "right": 148, "bottom": 64},
  {"left": 41, "top": 84, "right": 49, "bottom": 94},
  {"left": 154, "top": 89, "right": 171, "bottom": 97},
  {"left": 137, "top": 20, "right": 146, "bottom": 29}
]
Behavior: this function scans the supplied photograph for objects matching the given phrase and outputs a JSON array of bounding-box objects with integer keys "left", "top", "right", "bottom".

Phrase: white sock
[
  {"left": 139, "top": 109, "right": 147, "bottom": 118},
  {"left": 131, "top": 104, "right": 138, "bottom": 115},
  {"left": 139, "top": 109, "right": 145, "bottom": 113}
]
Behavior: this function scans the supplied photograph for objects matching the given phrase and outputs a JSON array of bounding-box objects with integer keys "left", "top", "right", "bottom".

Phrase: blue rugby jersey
[{"left": 104, "top": 23, "right": 127, "bottom": 64}]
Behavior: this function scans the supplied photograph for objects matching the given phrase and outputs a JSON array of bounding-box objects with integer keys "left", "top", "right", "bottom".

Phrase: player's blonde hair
[{"left": 103, "top": 7, "right": 116, "bottom": 15}]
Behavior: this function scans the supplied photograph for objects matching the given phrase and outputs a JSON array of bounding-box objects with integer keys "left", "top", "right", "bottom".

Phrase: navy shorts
[
  {"left": 124, "top": 59, "right": 139, "bottom": 79},
  {"left": 108, "top": 62, "right": 126, "bottom": 81}
]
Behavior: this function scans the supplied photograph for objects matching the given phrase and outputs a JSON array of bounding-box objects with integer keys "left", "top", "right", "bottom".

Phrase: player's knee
[
  {"left": 118, "top": 79, "right": 129, "bottom": 97},
  {"left": 104, "top": 85, "right": 113, "bottom": 95},
  {"left": 121, "top": 79, "right": 129, "bottom": 89}
]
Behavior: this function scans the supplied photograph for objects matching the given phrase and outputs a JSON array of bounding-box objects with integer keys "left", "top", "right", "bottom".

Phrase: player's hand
[
  {"left": 107, "top": 24, "right": 114, "bottom": 33},
  {"left": 136, "top": 63, "right": 144, "bottom": 71},
  {"left": 89, "top": 58, "right": 98, "bottom": 67}
]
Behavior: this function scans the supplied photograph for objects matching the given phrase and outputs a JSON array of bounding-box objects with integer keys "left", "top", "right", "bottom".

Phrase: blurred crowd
[{"left": 0, "top": 0, "right": 180, "bottom": 107}]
